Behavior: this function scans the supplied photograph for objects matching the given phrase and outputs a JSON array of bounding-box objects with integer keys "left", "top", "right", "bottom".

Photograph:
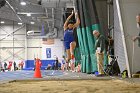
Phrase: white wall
[
  {"left": 27, "top": 38, "right": 64, "bottom": 60},
  {"left": 0, "top": 24, "right": 41, "bottom": 61},
  {"left": 27, "top": 38, "right": 42, "bottom": 60},
  {"left": 0, "top": 24, "right": 26, "bottom": 62},
  {"left": 42, "top": 39, "right": 64, "bottom": 60},
  {"left": 0, "top": 23, "right": 64, "bottom": 62},
  {"left": 118, "top": 0, "right": 140, "bottom": 74}
]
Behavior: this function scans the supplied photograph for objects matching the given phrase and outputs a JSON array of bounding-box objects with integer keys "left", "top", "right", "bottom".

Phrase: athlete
[{"left": 63, "top": 11, "right": 80, "bottom": 71}]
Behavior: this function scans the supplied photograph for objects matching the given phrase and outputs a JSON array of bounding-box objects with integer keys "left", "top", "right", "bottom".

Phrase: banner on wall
[
  {"left": 42, "top": 39, "right": 54, "bottom": 45},
  {"left": 46, "top": 48, "right": 51, "bottom": 58}
]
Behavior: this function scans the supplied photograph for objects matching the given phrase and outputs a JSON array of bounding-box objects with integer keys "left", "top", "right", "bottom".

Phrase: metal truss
[{"left": 0, "top": 24, "right": 26, "bottom": 62}]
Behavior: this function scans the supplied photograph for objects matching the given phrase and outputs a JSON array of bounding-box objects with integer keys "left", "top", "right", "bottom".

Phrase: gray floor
[
  {"left": 0, "top": 70, "right": 111, "bottom": 83},
  {"left": 0, "top": 70, "right": 139, "bottom": 84}
]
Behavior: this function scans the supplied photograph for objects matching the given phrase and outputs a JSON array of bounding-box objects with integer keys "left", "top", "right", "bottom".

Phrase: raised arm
[
  {"left": 63, "top": 11, "right": 74, "bottom": 31},
  {"left": 73, "top": 12, "right": 80, "bottom": 29}
]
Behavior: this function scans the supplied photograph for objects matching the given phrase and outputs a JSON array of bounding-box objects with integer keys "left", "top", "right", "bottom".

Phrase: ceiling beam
[
  {"left": 5, "top": 0, "right": 22, "bottom": 22},
  {"left": 17, "top": 12, "right": 46, "bottom": 15}
]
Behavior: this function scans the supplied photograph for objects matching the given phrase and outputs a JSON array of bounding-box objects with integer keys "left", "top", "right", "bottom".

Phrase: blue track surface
[
  {"left": 0, "top": 70, "right": 63, "bottom": 82},
  {"left": 0, "top": 70, "right": 112, "bottom": 84}
]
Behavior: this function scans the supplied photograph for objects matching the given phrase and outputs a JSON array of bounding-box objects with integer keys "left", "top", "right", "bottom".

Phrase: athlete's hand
[
  {"left": 75, "top": 11, "right": 79, "bottom": 19},
  {"left": 75, "top": 12, "right": 78, "bottom": 16},
  {"left": 71, "top": 10, "right": 74, "bottom": 16}
]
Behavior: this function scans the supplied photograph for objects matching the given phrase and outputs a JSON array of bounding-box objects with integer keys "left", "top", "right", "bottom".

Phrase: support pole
[
  {"left": 107, "top": 0, "right": 111, "bottom": 36},
  {"left": 25, "top": 24, "right": 28, "bottom": 61},
  {"left": 13, "top": 21, "right": 14, "bottom": 60}
]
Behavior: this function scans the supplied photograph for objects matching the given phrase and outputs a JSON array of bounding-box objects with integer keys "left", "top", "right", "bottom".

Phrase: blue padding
[{"left": 24, "top": 60, "right": 56, "bottom": 70}]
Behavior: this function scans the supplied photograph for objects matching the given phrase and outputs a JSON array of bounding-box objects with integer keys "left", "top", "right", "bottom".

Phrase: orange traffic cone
[{"left": 34, "top": 58, "right": 42, "bottom": 78}]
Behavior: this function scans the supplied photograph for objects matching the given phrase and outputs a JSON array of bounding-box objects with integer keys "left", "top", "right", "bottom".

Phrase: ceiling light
[
  {"left": 18, "top": 23, "right": 22, "bottom": 25},
  {"left": 27, "top": 13, "right": 31, "bottom": 16},
  {"left": 27, "top": 31, "right": 34, "bottom": 35},
  {"left": 1, "top": 21, "right": 5, "bottom": 24},
  {"left": 30, "top": 22, "right": 35, "bottom": 24},
  {"left": 20, "top": 1, "right": 26, "bottom": 6}
]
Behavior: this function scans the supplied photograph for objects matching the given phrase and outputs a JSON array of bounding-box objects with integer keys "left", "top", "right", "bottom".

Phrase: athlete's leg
[
  {"left": 66, "top": 49, "right": 71, "bottom": 70},
  {"left": 65, "top": 59, "right": 69, "bottom": 71},
  {"left": 66, "top": 49, "right": 71, "bottom": 61},
  {"left": 70, "top": 41, "right": 76, "bottom": 56},
  {"left": 70, "top": 41, "right": 76, "bottom": 71}
]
